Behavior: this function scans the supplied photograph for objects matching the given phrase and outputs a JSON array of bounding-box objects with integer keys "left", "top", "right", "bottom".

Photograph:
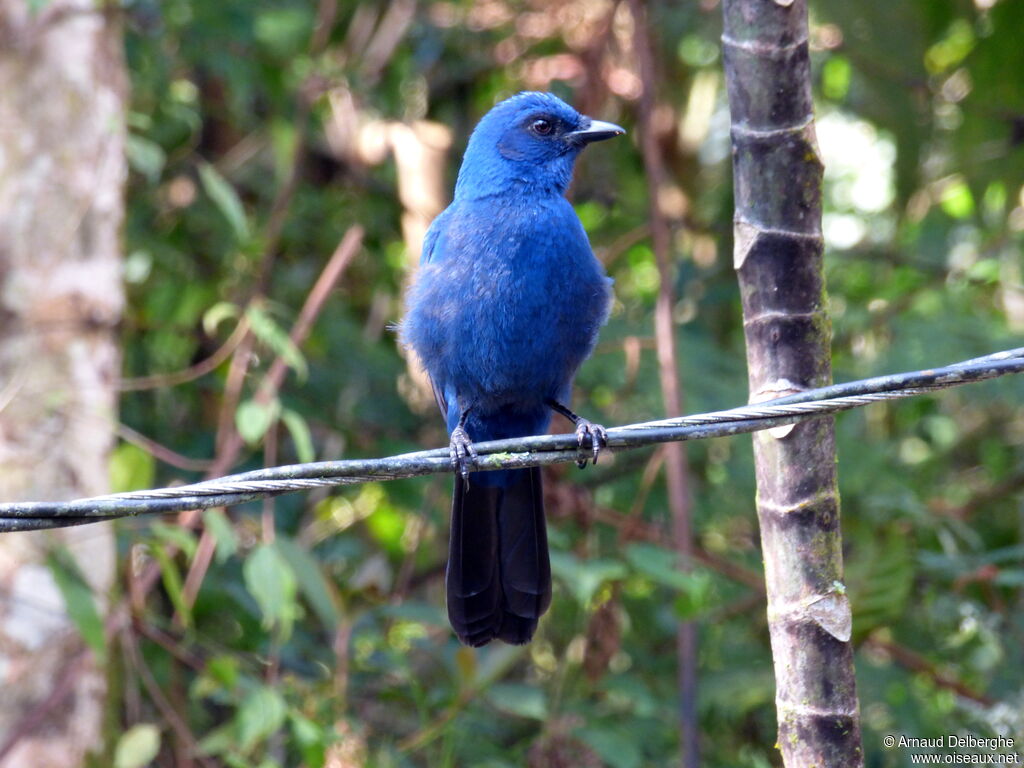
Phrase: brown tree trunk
[
  {"left": 0, "top": 2, "right": 125, "bottom": 765},
  {"left": 721, "top": 1, "right": 864, "bottom": 765}
]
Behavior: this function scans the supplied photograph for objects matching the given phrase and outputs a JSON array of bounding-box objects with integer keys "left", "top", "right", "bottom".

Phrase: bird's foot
[
  {"left": 574, "top": 419, "right": 608, "bottom": 468},
  {"left": 449, "top": 425, "right": 478, "bottom": 488}
]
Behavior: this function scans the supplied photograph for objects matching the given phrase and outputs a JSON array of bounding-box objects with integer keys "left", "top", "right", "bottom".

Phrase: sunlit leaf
[
  {"left": 198, "top": 161, "right": 250, "bottom": 241},
  {"left": 244, "top": 543, "right": 299, "bottom": 641},
  {"left": 151, "top": 521, "right": 198, "bottom": 561},
  {"left": 549, "top": 551, "right": 627, "bottom": 606},
  {"left": 939, "top": 179, "right": 975, "bottom": 219},
  {"left": 236, "top": 685, "right": 287, "bottom": 752},
  {"left": 235, "top": 397, "right": 281, "bottom": 445},
  {"left": 274, "top": 535, "right": 340, "bottom": 632},
  {"left": 245, "top": 304, "right": 308, "bottom": 380},
  {"left": 126, "top": 135, "right": 166, "bottom": 183},
  {"left": 203, "top": 508, "right": 238, "bottom": 564},
  {"left": 109, "top": 442, "right": 156, "bottom": 494},
  {"left": 202, "top": 301, "right": 241, "bottom": 336},
  {"left": 114, "top": 724, "right": 161, "bottom": 768},
  {"left": 281, "top": 408, "right": 315, "bottom": 463}
]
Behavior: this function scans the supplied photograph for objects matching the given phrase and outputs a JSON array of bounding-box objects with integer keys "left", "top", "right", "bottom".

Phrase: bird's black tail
[{"left": 446, "top": 467, "right": 551, "bottom": 646}]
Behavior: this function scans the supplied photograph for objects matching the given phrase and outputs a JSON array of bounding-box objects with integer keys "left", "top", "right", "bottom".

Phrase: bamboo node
[
  {"left": 806, "top": 591, "right": 852, "bottom": 642},
  {"left": 733, "top": 218, "right": 759, "bottom": 269}
]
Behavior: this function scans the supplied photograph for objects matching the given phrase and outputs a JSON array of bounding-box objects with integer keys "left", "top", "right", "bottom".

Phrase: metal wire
[{"left": 3, "top": 347, "right": 1023, "bottom": 532}]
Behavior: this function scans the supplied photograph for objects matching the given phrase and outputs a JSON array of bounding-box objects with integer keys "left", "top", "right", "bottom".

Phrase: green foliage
[
  {"left": 113, "top": 724, "right": 161, "bottom": 768},
  {"left": 47, "top": 548, "right": 106, "bottom": 662},
  {"left": 244, "top": 543, "right": 300, "bottom": 641},
  {"left": 110, "top": 0, "right": 1024, "bottom": 765},
  {"left": 109, "top": 441, "right": 156, "bottom": 493}
]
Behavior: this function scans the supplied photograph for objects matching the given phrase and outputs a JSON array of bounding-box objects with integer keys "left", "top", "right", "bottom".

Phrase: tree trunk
[
  {"left": 721, "top": 1, "right": 864, "bottom": 765},
  {"left": 0, "top": 2, "right": 125, "bottom": 765}
]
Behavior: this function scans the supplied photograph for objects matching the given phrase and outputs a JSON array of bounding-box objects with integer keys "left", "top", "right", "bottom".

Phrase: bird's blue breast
[{"left": 402, "top": 194, "right": 611, "bottom": 433}]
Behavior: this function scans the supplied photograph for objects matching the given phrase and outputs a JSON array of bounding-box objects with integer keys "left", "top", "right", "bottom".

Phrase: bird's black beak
[{"left": 565, "top": 117, "right": 626, "bottom": 145}]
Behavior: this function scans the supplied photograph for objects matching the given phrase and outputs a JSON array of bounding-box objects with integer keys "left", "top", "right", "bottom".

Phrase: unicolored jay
[{"left": 402, "top": 91, "right": 623, "bottom": 646}]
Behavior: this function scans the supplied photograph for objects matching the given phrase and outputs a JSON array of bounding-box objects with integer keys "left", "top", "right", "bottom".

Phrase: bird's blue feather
[
  {"left": 399, "top": 91, "right": 620, "bottom": 646},
  {"left": 402, "top": 93, "right": 612, "bottom": 486}
]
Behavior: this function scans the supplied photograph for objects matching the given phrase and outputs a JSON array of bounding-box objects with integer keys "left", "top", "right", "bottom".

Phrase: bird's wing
[
  {"left": 419, "top": 208, "right": 450, "bottom": 266},
  {"left": 419, "top": 208, "right": 451, "bottom": 415},
  {"left": 429, "top": 376, "right": 448, "bottom": 418}
]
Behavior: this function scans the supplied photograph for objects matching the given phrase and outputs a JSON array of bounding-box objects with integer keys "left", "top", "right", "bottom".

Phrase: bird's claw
[
  {"left": 449, "top": 425, "right": 477, "bottom": 488},
  {"left": 574, "top": 420, "right": 608, "bottom": 469}
]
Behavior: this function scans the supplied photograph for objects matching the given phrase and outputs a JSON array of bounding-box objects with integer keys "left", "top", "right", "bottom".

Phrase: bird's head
[{"left": 454, "top": 91, "right": 625, "bottom": 200}]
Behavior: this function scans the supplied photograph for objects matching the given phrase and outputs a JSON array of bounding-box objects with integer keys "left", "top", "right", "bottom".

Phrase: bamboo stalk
[{"left": 721, "top": 0, "right": 864, "bottom": 765}]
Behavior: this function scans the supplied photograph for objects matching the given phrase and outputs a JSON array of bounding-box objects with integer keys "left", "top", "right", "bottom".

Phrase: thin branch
[
  {"left": 254, "top": 0, "right": 339, "bottom": 292},
  {"left": 115, "top": 423, "right": 214, "bottom": 472},
  {"left": 122, "top": 624, "right": 216, "bottom": 768},
  {"left": 628, "top": 3, "right": 700, "bottom": 765},
  {"left": 594, "top": 506, "right": 997, "bottom": 706},
  {"left": 117, "top": 315, "right": 250, "bottom": 392},
  {"left": 213, "top": 225, "right": 365, "bottom": 470},
  {"left": 864, "top": 635, "right": 994, "bottom": 707},
  {"left": 178, "top": 225, "right": 364, "bottom": 607}
]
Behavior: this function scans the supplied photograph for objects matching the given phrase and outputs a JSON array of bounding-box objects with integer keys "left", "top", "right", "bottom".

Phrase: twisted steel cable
[{"left": 2, "top": 347, "right": 1022, "bottom": 532}]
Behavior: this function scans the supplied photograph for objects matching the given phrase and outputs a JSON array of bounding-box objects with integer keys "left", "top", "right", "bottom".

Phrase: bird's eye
[{"left": 530, "top": 118, "right": 554, "bottom": 136}]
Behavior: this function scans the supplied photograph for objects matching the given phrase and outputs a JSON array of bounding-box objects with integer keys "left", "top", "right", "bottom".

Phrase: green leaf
[
  {"left": 549, "top": 551, "right": 627, "bottom": 606},
  {"left": 46, "top": 549, "right": 105, "bottom": 661},
  {"left": 485, "top": 683, "right": 548, "bottom": 720},
  {"left": 203, "top": 508, "right": 238, "bottom": 565},
  {"left": 274, "top": 536, "right": 340, "bottom": 632},
  {"left": 847, "top": 530, "right": 914, "bottom": 641},
  {"left": 114, "top": 723, "right": 161, "bottom": 768},
  {"left": 126, "top": 135, "right": 167, "bottom": 184},
  {"left": 151, "top": 522, "right": 198, "bottom": 561},
  {"left": 244, "top": 543, "right": 299, "bottom": 640},
  {"left": 280, "top": 408, "right": 315, "bottom": 463},
  {"left": 207, "top": 655, "right": 241, "bottom": 689},
  {"left": 197, "top": 724, "right": 235, "bottom": 757},
  {"left": 624, "top": 543, "right": 691, "bottom": 590},
  {"left": 254, "top": 8, "right": 312, "bottom": 58},
  {"left": 235, "top": 397, "right": 281, "bottom": 445},
  {"left": 245, "top": 305, "right": 308, "bottom": 380},
  {"left": 822, "top": 55, "right": 852, "bottom": 101},
  {"left": 109, "top": 442, "right": 155, "bottom": 494},
  {"left": 236, "top": 685, "right": 287, "bottom": 752},
  {"left": 623, "top": 543, "right": 714, "bottom": 617},
  {"left": 576, "top": 725, "right": 642, "bottom": 768},
  {"left": 939, "top": 178, "right": 975, "bottom": 219},
  {"left": 269, "top": 118, "right": 299, "bottom": 183},
  {"left": 673, "top": 571, "right": 714, "bottom": 620},
  {"left": 149, "top": 541, "right": 191, "bottom": 629},
  {"left": 290, "top": 712, "right": 326, "bottom": 768},
  {"left": 198, "top": 161, "right": 250, "bottom": 241},
  {"left": 193, "top": 653, "right": 242, "bottom": 700},
  {"left": 202, "top": 301, "right": 241, "bottom": 336}
]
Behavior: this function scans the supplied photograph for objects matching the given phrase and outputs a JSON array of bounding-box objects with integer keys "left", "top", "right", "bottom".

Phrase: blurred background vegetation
[{"left": 101, "top": 0, "right": 1024, "bottom": 765}]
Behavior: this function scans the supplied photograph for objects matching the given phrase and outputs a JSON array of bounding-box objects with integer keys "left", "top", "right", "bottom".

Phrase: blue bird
[{"left": 401, "top": 92, "right": 624, "bottom": 646}]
